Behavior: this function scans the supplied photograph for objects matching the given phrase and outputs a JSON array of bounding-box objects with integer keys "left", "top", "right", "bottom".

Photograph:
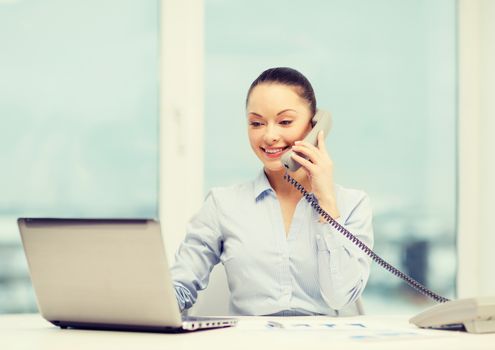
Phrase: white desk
[{"left": 1, "top": 314, "right": 494, "bottom": 350}]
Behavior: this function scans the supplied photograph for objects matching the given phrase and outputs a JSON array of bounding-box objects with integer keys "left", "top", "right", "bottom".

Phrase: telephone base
[
  {"left": 410, "top": 297, "right": 495, "bottom": 334},
  {"left": 463, "top": 319, "right": 495, "bottom": 334},
  {"left": 424, "top": 320, "right": 495, "bottom": 334}
]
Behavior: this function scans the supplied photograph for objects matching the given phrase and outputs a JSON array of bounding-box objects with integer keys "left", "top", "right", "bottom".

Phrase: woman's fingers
[
  {"left": 291, "top": 143, "right": 320, "bottom": 164},
  {"left": 290, "top": 152, "right": 316, "bottom": 173},
  {"left": 317, "top": 130, "right": 328, "bottom": 154},
  {"left": 295, "top": 139, "right": 319, "bottom": 152}
]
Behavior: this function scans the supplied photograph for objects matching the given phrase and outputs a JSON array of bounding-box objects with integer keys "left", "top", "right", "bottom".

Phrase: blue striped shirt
[{"left": 171, "top": 170, "right": 374, "bottom": 316}]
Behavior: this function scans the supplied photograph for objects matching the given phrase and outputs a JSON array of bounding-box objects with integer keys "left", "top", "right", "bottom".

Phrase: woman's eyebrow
[
  {"left": 248, "top": 109, "right": 296, "bottom": 118},
  {"left": 277, "top": 109, "right": 297, "bottom": 116},
  {"left": 248, "top": 112, "right": 264, "bottom": 118}
]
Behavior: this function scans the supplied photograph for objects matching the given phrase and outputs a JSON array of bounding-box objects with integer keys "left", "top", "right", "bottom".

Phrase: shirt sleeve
[
  {"left": 315, "top": 192, "right": 374, "bottom": 311},
  {"left": 170, "top": 190, "right": 223, "bottom": 311}
]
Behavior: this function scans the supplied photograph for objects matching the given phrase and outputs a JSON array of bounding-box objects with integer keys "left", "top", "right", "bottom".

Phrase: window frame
[{"left": 159, "top": 0, "right": 204, "bottom": 262}]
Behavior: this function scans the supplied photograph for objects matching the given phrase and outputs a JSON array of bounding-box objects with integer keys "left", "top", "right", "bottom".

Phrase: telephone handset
[
  {"left": 281, "top": 109, "right": 332, "bottom": 172},
  {"left": 282, "top": 109, "right": 495, "bottom": 334}
]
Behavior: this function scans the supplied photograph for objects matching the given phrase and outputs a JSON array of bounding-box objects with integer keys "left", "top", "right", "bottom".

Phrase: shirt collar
[{"left": 253, "top": 169, "right": 274, "bottom": 201}]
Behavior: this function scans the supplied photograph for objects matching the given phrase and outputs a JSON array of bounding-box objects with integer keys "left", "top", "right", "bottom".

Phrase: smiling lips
[{"left": 261, "top": 146, "right": 290, "bottom": 159}]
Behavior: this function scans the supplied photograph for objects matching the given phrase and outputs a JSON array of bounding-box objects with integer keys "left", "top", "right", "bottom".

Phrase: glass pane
[
  {"left": 0, "top": 0, "right": 159, "bottom": 313},
  {"left": 205, "top": 0, "right": 456, "bottom": 313}
]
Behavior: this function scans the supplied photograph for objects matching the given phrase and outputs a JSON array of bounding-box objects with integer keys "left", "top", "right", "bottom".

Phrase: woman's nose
[{"left": 263, "top": 125, "right": 280, "bottom": 144}]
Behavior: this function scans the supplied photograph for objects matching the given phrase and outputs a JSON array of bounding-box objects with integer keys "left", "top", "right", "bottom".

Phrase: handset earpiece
[{"left": 281, "top": 109, "right": 333, "bottom": 172}]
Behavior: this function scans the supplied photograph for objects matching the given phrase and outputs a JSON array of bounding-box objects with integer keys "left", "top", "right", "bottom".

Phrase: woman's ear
[{"left": 303, "top": 120, "right": 313, "bottom": 137}]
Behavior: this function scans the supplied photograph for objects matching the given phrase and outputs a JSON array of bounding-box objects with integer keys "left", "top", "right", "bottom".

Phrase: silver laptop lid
[{"left": 18, "top": 218, "right": 183, "bottom": 328}]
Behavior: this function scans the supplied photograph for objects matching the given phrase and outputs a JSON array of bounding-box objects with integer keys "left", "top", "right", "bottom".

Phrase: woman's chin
[{"left": 263, "top": 161, "right": 286, "bottom": 173}]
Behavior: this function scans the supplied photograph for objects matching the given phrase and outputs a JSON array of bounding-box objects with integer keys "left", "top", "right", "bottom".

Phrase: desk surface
[{"left": 1, "top": 314, "right": 494, "bottom": 350}]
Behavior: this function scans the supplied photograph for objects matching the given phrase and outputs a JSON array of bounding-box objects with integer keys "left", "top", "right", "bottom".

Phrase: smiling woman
[
  {"left": 245, "top": 67, "right": 341, "bottom": 226},
  {"left": 171, "top": 67, "right": 374, "bottom": 316},
  {"left": 247, "top": 86, "right": 312, "bottom": 167}
]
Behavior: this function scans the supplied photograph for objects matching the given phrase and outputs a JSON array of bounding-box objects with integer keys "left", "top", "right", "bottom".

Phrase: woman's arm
[
  {"left": 315, "top": 192, "right": 374, "bottom": 310},
  {"left": 288, "top": 130, "right": 373, "bottom": 310},
  {"left": 170, "top": 190, "right": 223, "bottom": 311}
]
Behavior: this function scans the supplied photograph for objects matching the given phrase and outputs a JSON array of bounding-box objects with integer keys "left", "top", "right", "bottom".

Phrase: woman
[{"left": 171, "top": 67, "right": 374, "bottom": 316}]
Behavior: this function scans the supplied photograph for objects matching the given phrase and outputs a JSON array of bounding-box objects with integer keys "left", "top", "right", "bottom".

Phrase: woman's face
[{"left": 246, "top": 83, "right": 312, "bottom": 172}]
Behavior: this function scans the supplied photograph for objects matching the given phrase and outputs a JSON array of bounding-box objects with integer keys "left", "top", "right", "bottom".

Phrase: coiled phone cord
[{"left": 284, "top": 172, "right": 450, "bottom": 304}]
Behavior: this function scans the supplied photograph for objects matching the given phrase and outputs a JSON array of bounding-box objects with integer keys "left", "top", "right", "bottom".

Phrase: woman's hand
[{"left": 290, "top": 130, "right": 340, "bottom": 220}]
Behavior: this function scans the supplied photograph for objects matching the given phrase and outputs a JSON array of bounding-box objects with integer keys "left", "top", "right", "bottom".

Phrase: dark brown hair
[{"left": 246, "top": 67, "right": 316, "bottom": 115}]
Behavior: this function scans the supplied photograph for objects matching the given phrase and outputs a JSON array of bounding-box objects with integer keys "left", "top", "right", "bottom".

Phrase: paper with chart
[{"left": 235, "top": 317, "right": 452, "bottom": 342}]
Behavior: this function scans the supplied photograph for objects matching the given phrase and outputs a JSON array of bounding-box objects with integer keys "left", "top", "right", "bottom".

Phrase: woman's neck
[{"left": 264, "top": 167, "right": 310, "bottom": 198}]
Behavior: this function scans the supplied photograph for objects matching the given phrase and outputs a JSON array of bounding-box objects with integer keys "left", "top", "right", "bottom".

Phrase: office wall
[
  {"left": 478, "top": 0, "right": 495, "bottom": 296},
  {"left": 458, "top": 0, "right": 495, "bottom": 298}
]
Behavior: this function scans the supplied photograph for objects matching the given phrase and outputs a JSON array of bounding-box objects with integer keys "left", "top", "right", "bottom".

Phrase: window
[
  {"left": 0, "top": 0, "right": 159, "bottom": 313},
  {"left": 204, "top": 0, "right": 457, "bottom": 313}
]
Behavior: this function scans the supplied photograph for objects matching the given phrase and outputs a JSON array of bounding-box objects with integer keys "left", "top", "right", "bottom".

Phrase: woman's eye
[
  {"left": 249, "top": 121, "right": 263, "bottom": 127},
  {"left": 280, "top": 120, "right": 293, "bottom": 126}
]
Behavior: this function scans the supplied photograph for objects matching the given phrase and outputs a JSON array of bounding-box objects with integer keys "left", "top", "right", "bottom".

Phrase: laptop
[{"left": 17, "top": 218, "right": 237, "bottom": 332}]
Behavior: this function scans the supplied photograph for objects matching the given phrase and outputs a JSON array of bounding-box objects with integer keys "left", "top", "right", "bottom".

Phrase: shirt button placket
[{"left": 281, "top": 249, "right": 292, "bottom": 308}]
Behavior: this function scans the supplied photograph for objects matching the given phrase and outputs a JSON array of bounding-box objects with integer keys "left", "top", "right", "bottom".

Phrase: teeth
[{"left": 265, "top": 148, "right": 284, "bottom": 154}]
